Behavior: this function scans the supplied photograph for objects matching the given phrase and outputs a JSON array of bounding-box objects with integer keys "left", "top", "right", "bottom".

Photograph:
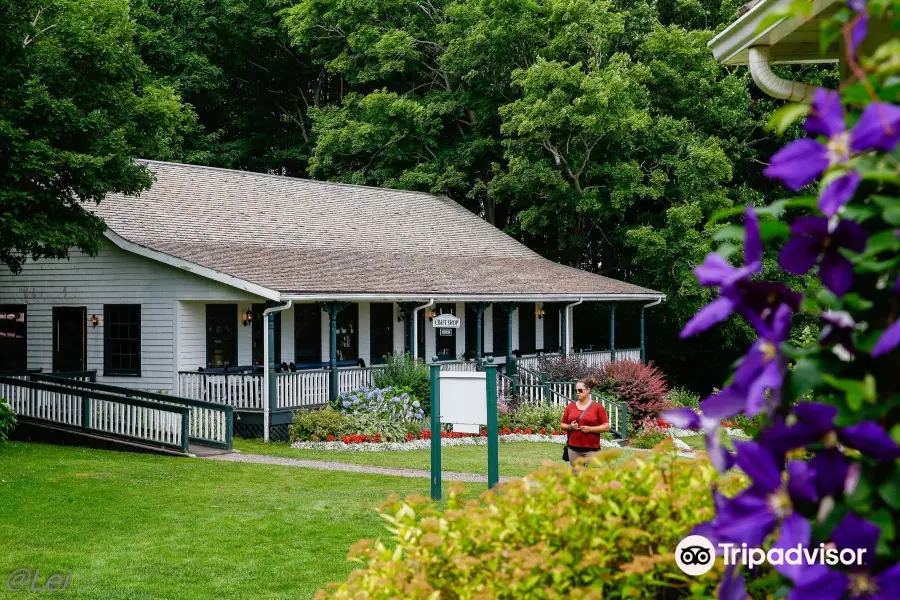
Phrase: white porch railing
[
  {"left": 516, "top": 353, "right": 560, "bottom": 371},
  {"left": 277, "top": 371, "right": 330, "bottom": 408},
  {"left": 436, "top": 360, "right": 478, "bottom": 372},
  {"left": 177, "top": 372, "right": 264, "bottom": 409},
  {"left": 337, "top": 366, "right": 386, "bottom": 394}
]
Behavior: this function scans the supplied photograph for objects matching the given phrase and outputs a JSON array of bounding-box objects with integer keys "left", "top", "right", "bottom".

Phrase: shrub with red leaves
[{"left": 599, "top": 360, "right": 671, "bottom": 422}]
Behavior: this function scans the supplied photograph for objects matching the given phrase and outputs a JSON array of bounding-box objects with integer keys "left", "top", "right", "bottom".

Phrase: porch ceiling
[{"left": 88, "top": 161, "right": 663, "bottom": 300}]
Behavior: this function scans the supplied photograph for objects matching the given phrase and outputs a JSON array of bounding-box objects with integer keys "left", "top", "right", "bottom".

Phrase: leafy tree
[{"left": 0, "top": 0, "right": 188, "bottom": 273}]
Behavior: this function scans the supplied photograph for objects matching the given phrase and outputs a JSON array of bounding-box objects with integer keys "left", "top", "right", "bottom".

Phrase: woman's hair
[{"left": 577, "top": 375, "right": 600, "bottom": 390}]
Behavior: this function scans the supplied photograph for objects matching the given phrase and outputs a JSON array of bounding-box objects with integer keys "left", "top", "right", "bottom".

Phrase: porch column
[
  {"left": 268, "top": 307, "right": 277, "bottom": 415},
  {"left": 323, "top": 302, "right": 348, "bottom": 402},
  {"left": 560, "top": 308, "right": 567, "bottom": 356},
  {"left": 640, "top": 305, "right": 645, "bottom": 363},
  {"left": 499, "top": 303, "right": 516, "bottom": 376},
  {"left": 469, "top": 302, "right": 490, "bottom": 366},
  {"left": 610, "top": 303, "right": 616, "bottom": 361}
]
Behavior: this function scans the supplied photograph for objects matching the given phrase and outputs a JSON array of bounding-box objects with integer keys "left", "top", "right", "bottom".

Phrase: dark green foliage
[
  {"left": 289, "top": 408, "right": 347, "bottom": 441},
  {"left": 0, "top": 399, "right": 16, "bottom": 442},
  {"left": 372, "top": 354, "right": 430, "bottom": 412},
  {"left": 0, "top": 0, "right": 188, "bottom": 273}
]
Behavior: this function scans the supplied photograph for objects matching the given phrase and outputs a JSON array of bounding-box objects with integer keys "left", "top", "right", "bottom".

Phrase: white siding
[
  {"left": 455, "top": 302, "right": 466, "bottom": 359},
  {"left": 511, "top": 308, "right": 520, "bottom": 353},
  {"left": 281, "top": 306, "right": 295, "bottom": 362},
  {"left": 0, "top": 241, "right": 263, "bottom": 392},
  {"left": 392, "top": 303, "right": 404, "bottom": 355},
  {"left": 483, "top": 305, "right": 494, "bottom": 354},
  {"left": 535, "top": 303, "right": 545, "bottom": 351}
]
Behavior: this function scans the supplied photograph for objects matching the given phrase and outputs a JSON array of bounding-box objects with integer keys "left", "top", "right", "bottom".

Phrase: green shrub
[
  {"left": 289, "top": 409, "right": 347, "bottom": 442},
  {"left": 373, "top": 354, "right": 430, "bottom": 413},
  {"left": 666, "top": 387, "right": 700, "bottom": 408},
  {"left": 345, "top": 413, "right": 421, "bottom": 442},
  {"left": 317, "top": 445, "right": 746, "bottom": 599},
  {"left": 507, "top": 404, "right": 564, "bottom": 431},
  {"left": 630, "top": 416, "right": 672, "bottom": 449},
  {"left": 0, "top": 398, "right": 16, "bottom": 442}
]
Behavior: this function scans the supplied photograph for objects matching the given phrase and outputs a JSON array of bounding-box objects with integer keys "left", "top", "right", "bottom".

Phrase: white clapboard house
[{"left": 0, "top": 160, "right": 664, "bottom": 438}]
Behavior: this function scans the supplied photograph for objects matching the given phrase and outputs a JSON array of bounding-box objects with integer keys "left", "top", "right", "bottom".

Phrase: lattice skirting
[{"left": 234, "top": 423, "right": 292, "bottom": 442}]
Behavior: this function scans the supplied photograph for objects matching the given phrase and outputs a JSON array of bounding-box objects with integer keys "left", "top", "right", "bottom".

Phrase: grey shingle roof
[{"left": 87, "top": 161, "right": 662, "bottom": 299}]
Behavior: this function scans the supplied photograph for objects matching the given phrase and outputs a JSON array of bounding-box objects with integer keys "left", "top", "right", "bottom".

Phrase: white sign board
[
  {"left": 439, "top": 328, "right": 453, "bottom": 337},
  {"left": 439, "top": 371, "right": 487, "bottom": 433},
  {"left": 432, "top": 314, "right": 461, "bottom": 329}
]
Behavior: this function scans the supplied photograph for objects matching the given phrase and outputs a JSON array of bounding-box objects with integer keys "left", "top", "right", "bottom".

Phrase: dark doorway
[
  {"left": 493, "top": 306, "right": 510, "bottom": 357},
  {"left": 52, "top": 307, "right": 86, "bottom": 372},
  {"left": 336, "top": 303, "right": 359, "bottom": 361},
  {"left": 465, "top": 304, "right": 486, "bottom": 358},
  {"left": 251, "top": 304, "right": 281, "bottom": 366},
  {"left": 543, "top": 303, "right": 561, "bottom": 352},
  {"left": 294, "top": 303, "right": 321, "bottom": 364},
  {"left": 434, "top": 303, "right": 456, "bottom": 360},
  {"left": 370, "top": 303, "right": 394, "bottom": 364},
  {"left": 0, "top": 305, "right": 27, "bottom": 373},
  {"left": 519, "top": 303, "right": 537, "bottom": 354},
  {"left": 206, "top": 304, "right": 238, "bottom": 368}
]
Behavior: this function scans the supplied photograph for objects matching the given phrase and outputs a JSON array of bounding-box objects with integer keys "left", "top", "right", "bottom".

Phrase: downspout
[
  {"left": 562, "top": 298, "right": 583, "bottom": 356},
  {"left": 411, "top": 299, "right": 435, "bottom": 361},
  {"left": 263, "top": 300, "right": 292, "bottom": 443},
  {"left": 640, "top": 297, "right": 664, "bottom": 364},
  {"left": 748, "top": 47, "right": 817, "bottom": 103}
]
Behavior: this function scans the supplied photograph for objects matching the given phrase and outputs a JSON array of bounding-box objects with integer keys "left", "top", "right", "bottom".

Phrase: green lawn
[
  {"left": 233, "top": 438, "right": 633, "bottom": 477},
  {"left": 677, "top": 433, "right": 743, "bottom": 452},
  {"left": 0, "top": 442, "right": 474, "bottom": 600}
]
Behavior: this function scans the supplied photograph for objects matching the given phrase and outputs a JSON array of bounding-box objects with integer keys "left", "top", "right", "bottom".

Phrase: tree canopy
[{"left": 1, "top": 0, "right": 835, "bottom": 389}]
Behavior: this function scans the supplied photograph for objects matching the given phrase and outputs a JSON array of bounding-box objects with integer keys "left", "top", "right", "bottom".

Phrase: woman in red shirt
[{"left": 561, "top": 376, "right": 610, "bottom": 464}]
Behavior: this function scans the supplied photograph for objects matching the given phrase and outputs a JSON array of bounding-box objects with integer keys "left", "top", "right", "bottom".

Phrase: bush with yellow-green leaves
[{"left": 318, "top": 441, "right": 747, "bottom": 599}]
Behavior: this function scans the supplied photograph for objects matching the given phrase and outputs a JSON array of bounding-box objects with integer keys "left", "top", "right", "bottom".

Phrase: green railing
[
  {"left": 0, "top": 376, "right": 190, "bottom": 453},
  {"left": 30, "top": 374, "right": 232, "bottom": 450}
]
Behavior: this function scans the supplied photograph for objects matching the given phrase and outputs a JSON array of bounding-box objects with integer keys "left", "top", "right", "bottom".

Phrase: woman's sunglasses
[{"left": 575, "top": 388, "right": 587, "bottom": 393}]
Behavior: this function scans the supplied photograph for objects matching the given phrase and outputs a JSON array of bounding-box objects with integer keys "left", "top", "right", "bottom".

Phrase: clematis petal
[
  {"left": 808, "top": 449, "right": 848, "bottom": 498},
  {"left": 695, "top": 252, "right": 739, "bottom": 286},
  {"left": 769, "top": 303, "right": 794, "bottom": 343},
  {"left": 850, "top": 102, "right": 900, "bottom": 153},
  {"left": 718, "top": 564, "right": 747, "bottom": 600},
  {"left": 681, "top": 296, "right": 738, "bottom": 338},
  {"left": 744, "top": 206, "right": 763, "bottom": 265},
  {"left": 786, "top": 460, "right": 819, "bottom": 503},
  {"left": 805, "top": 89, "right": 846, "bottom": 138},
  {"left": 874, "top": 564, "right": 900, "bottom": 600},
  {"left": 850, "top": 13, "right": 868, "bottom": 55},
  {"left": 831, "top": 512, "right": 879, "bottom": 561},
  {"left": 773, "top": 513, "right": 811, "bottom": 581},
  {"left": 838, "top": 421, "right": 900, "bottom": 460},
  {"left": 787, "top": 566, "right": 849, "bottom": 600},
  {"left": 745, "top": 359, "right": 783, "bottom": 417},
  {"left": 819, "top": 250, "right": 855, "bottom": 297},
  {"left": 714, "top": 492, "right": 779, "bottom": 546},
  {"left": 792, "top": 402, "right": 838, "bottom": 433},
  {"left": 707, "top": 427, "right": 735, "bottom": 473},
  {"left": 701, "top": 385, "right": 748, "bottom": 419},
  {"left": 661, "top": 407, "right": 700, "bottom": 429},
  {"left": 831, "top": 218, "right": 868, "bottom": 253},
  {"left": 734, "top": 440, "right": 783, "bottom": 492},
  {"left": 779, "top": 236, "right": 821, "bottom": 275},
  {"left": 764, "top": 139, "right": 830, "bottom": 190},
  {"left": 758, "top": 420, "right": 821, "bottom": 454},
  {"left": 872, "top": 319, "right": 900, "bottom": 357},
  {"left": 847, "top": 0, "right": 866, "bottom": 10},
  {"left": 819, "top": 172, "right": 861, "bottom": 217}
]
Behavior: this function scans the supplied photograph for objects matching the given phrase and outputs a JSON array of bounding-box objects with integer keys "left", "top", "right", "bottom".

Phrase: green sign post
[{"left": 429, "top": 356, "right": 500, "bottom": 500}]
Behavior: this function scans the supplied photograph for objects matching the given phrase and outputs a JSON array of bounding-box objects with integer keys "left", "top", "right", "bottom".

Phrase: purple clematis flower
[
  {"left": 779, "top": 216, "right": 867, "bottom": 297},
  {"left": 765, "top": 89, "right": 900, "bottom": 213},
  {"left": 850, "top": 12, "right": 869, "bottom": 55},
  {"left": 700, "top": 304, "right": 792, "bottom": 420},
  {"left": 761, "top": 402, "right": 900, "bottom": 460},
  {"left": 708, "top": 441, "right": 817, "bottom": 547},
  {"left": 785, "top": 513, "right": 900, "bottom": 600},
  {"left": 872, "top": 276, "right": 900, "bottom": 357}
]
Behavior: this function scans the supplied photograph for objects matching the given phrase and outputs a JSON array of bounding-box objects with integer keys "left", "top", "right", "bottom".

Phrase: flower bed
[{"left": 291, "top": 432, "right": 625, "bottom": 452}]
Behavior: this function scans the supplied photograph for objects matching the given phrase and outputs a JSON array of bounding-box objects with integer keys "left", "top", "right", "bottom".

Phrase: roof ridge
[{"left": 136, "top": 159, "right": 456, "bottom": 202}]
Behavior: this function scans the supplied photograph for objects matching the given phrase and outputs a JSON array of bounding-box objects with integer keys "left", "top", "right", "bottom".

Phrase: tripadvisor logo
[
  {"left": 675, "top": 534, "right": 870, "bottom": 576},
  {"left": 676, "top": 535, "right": 716, "bottom": 576}
]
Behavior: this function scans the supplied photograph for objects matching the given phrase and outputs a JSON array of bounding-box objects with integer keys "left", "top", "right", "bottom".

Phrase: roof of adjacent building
[
  {"left": 708, "top": 0, "right": 839, "bottom": 65},
  {"left": 87, "top": 160, "right": 662, "bottom": 300}
]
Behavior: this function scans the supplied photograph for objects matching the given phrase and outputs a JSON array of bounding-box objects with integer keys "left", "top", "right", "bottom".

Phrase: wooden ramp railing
[
  {"left": 34, "top": 374, "right": 232, "bottom": 450},
  {"left": 0, "top": 376, "right": 191, "bottom": 453}
]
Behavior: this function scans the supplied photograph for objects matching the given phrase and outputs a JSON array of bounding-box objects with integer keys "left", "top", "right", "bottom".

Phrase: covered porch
[{"left": 174, "top": 296, "right": 657, "bottom": 436}]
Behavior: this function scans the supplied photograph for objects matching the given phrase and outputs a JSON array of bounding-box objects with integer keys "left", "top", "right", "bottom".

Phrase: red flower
[
  {"left": 539, "top": 428, "right": 546, "bottom": 435},
  {"left": 524, "top": 428, "right": 533, "bottom": 435},
  {"left": 326, "top": 435, "right": 335, "bottom": 442}
]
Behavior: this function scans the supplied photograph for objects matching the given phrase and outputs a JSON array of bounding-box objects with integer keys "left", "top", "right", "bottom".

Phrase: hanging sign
[
  {"left": 439, "top": 328, "right": 453, "bottom": 337},
  {"left": 432, "top": 314, "right": 460, "bottom": 329}
]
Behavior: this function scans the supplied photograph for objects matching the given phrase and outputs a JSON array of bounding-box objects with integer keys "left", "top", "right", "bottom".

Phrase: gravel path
[{"left": 204, "top": 452, "right": 511, "bottom": 483}]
